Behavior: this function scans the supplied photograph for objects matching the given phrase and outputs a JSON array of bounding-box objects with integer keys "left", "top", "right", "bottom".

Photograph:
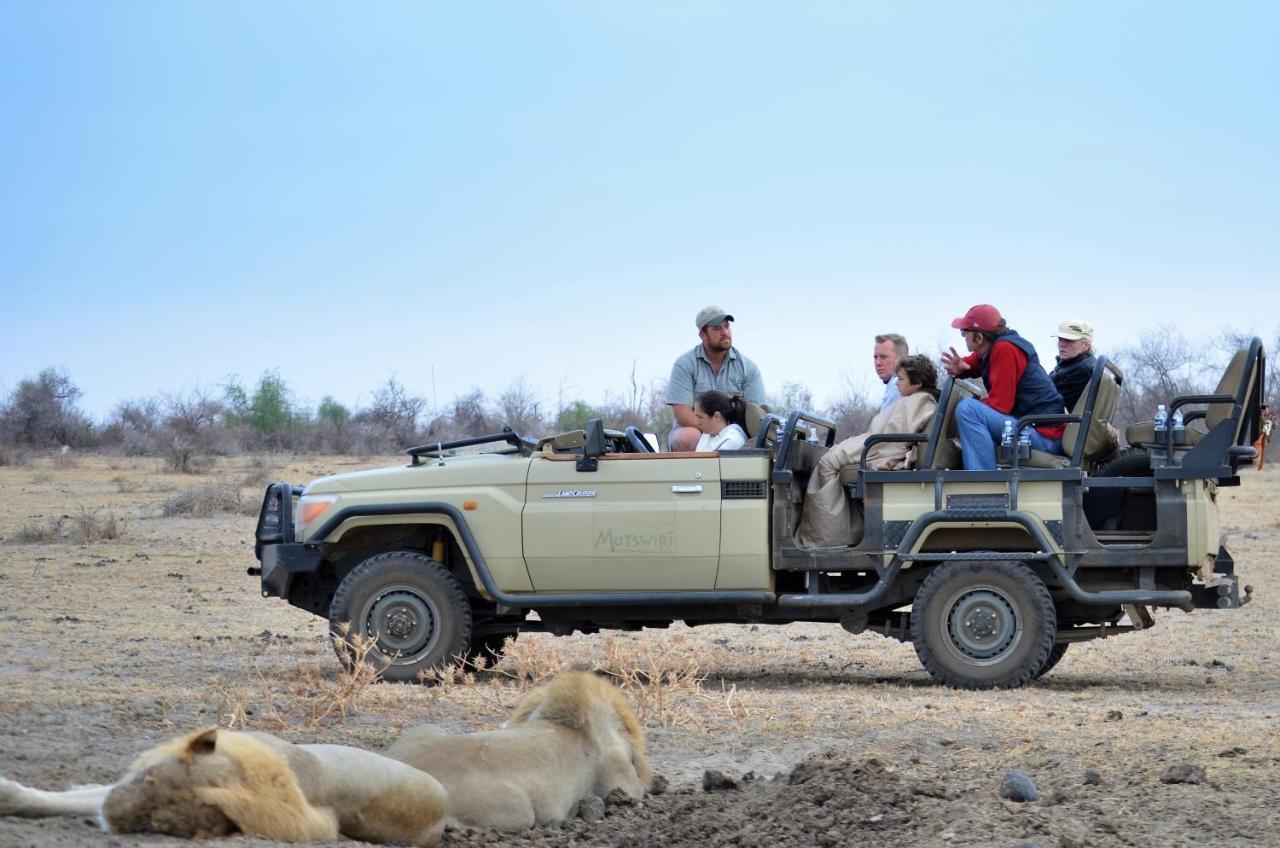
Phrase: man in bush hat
[
  {"left": 1050, "top": 319, "right": 1096, "bottom": 410},
  {"left": 941, "top": 304, "right": 1066, "bottom": 470},
  {"left": 667, "top": 306, "right": 765, "bottom": 451}
]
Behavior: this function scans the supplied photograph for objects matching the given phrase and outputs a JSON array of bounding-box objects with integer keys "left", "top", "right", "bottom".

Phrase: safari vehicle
[{"left": 250, "top": 338, "right": 1265, "bottom": 689}]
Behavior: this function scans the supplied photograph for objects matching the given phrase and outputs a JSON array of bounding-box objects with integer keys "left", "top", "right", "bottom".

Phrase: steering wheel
[{"left": 623, "top": 425, "right": 655, "bottom": 453}]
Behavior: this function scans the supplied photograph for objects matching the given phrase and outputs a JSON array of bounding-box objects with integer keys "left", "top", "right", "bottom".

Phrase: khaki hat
[
  {"left": 1053, "top": 319, "right": 1093, "bottom": 341},
  {"left": 695, "top": 306, "right": 734, "bottom": 330}
]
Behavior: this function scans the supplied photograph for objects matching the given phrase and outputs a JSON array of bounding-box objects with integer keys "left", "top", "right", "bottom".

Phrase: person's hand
[{"left": 941, "top": 346, "right": 966, "bottom": 376}]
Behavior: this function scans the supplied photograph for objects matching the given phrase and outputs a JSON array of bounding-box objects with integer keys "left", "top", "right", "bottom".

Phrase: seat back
[
  {"left": 924, "top": 378, "right": 979, "bottom": 469},
  {"left": 1207, "top": 347, "right": 1250, "bottom": 432},
  {"left": 1025, "top": 356, "right": 1122, "bottom": 470},
  {"left": 743, "top": 402, "right": 767, "bottom": 439}
]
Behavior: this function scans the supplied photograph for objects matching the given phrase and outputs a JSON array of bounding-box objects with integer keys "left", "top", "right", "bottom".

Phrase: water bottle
[
  {"left": 1001, "top": 419, "right": 1015, "bottom": 446},
  {"left": 1154, "top": 404, "right": 1168, "bottom": 434},
  {"left": 1018, "top": 427, "right": 1031, "bottom": 460},
  {"left": 1171, "top": 408, "right": 1185, "bottom": 444}
]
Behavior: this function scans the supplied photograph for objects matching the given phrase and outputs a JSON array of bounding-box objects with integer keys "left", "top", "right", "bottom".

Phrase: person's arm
[
  {"left": 740, "top": 359, "right": 765, "bottom": 404},
  {"left": 981, "top": 343, "right": 1027, "bottom": 414},
  {"left": 671, "top": 404, "right": 697, "bottom": 428},
  {"left": 942, "top": 348, "right": 980, "bottom": 378},
  {"left": 668, "top": 356, "right": 696, "bottom": 427}
]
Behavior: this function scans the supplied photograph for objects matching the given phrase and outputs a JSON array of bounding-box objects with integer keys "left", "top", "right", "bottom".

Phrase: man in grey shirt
[{"left": 667, "top": 306, "right": 765, "bottom": 450}]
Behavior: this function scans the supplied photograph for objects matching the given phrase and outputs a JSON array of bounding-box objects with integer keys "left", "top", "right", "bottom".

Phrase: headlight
[{"left": 294, "top": 494, "right": 338, "bottom": 537}]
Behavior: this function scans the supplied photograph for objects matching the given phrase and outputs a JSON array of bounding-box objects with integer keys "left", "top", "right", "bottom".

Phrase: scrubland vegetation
[{"left": 2, "top": 327, "right": 1275, "bottom": 468}]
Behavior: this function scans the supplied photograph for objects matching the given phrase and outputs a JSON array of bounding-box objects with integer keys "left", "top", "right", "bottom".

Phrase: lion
[
  {"left": 385, "top": 670, "right": 652, "bottom": 831},
  {"left": 0, "top": 726, "right": 447, "bottom": 846}
]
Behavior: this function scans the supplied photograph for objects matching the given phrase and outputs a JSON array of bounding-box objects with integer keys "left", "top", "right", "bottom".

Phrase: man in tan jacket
[{"left": 795, "top": 354, "right": 939, "bottom": 548}]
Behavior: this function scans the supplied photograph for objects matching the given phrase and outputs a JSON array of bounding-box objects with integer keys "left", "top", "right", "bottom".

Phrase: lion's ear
[{"left": 185, "top": 727, "right": 220, "bottom": 759}]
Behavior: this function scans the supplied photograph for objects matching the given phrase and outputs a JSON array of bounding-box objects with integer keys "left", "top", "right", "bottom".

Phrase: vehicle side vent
[{"left": 723, "top": 480, "right": 768, "bottom": 499}]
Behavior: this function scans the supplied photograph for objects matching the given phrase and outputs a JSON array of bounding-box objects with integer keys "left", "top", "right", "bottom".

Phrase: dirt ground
[{"left": 0, "top": 453, "right": 1277, "bottom": 848}]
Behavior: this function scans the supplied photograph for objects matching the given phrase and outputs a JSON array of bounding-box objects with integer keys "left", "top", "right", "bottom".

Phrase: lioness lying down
[
  {"left": 0, "top": 726, "right": 447, "bottom": 846},
  {"left": 386, "top": 670, "right": 653, "bottom": 831}
]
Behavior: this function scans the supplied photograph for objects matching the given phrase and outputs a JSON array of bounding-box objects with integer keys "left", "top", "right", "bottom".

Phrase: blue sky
[{"left": 3, "top": 3, "right": 1277, "bottom": 420}]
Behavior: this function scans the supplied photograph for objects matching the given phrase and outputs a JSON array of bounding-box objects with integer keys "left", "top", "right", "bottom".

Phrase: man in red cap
[{"left": 941, "top": 304, "right": 1066, "bottom": 470}]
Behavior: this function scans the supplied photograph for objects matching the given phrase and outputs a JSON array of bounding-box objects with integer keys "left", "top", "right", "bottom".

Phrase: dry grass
[
  {"left": 422, "top": 632, "right": 747, "bottom": 730},
  {"left": 11, "top": 505, "right": 123, "bottom": 543},
  {"left": 51, "top": 450, "right": 77, "bottom": 470},
  {"left": 214, "top": 626, "right": 390, "bottom": 730},
  {"left": 161, "top": 481, "right": 249, "bottom": 516}
]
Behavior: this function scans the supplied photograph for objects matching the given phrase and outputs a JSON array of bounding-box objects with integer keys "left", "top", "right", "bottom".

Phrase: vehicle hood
[{"left": 303, "top": 453, "right": 532, "bottom": 494}]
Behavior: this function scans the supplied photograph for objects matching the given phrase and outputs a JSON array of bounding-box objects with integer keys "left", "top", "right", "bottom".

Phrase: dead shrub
[
  {"left": 480, "top": 633, "right": 743, "bottom": 730},
  {"left": 70, "top": 505, "right": 124, "bottom": 541},
  {"left": 0, "top": 445, "right": 27, "bottom": 466},
  {"left": 15, "top": 517, "right": 63, "bottom": 543},
  {"left": 213, "top": 626, "right": 389, "bottom": 730},
  {"left": 11, "top": 506, "right": 123, "bottom": 543},
  {"left": 161, "top": 483, "right": 242, "bottom": 517},
  {"left": 240, "top": 456, "right": 273, "bottom": 489}
]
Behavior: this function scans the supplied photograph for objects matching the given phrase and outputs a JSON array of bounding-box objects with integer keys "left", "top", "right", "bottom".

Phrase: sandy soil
[{"left": 0, "top": 453, "right": 1277, "bottom": 848}]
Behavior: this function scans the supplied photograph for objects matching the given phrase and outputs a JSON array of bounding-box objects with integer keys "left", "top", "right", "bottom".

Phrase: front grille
[
  {"left": 254, "top": 482, "right": 298, "bottom": 559},
  {"left": 723, "top": 480, "right": 768, "bottom": 499}
]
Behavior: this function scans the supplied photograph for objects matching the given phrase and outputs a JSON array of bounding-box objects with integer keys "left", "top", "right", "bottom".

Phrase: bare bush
[
  {"left": 102, "top": 398, "right": 162, "bottom": 456},
  {"left": 70, "top": 505, "right": 123, "bottom": 541},
  {"left": 214, "top": 625, "right": 389, "bottom": 730},
  {"left": 0, "top": 367, "right": 94, "bottom": 448},
  {"left": 162, "top": 389, "right": 226, "bottom": 473},
  {"left": 497, "top": 377, "right": 546, "bottom": 436},
  {"left": 161, "top": 483, "right": 244, "bottom": 517},
  {"left": 11, "top": 506, "right": 123, "bottom": 543},
  {"left": 360, "top": 377, "right": 426, "bottom": 449},
  {"left": 448, "top": 388, "right": 496, "bottom": 438}
]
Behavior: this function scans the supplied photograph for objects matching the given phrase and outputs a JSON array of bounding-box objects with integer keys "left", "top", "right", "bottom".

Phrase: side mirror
[{"left": 578, "top": 418, "right": 604, "bottom": 472}]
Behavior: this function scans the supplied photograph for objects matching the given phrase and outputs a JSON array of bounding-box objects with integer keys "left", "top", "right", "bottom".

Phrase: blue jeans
[{"left": 955, "top": 397, "right": 1064, "bottom": 470}]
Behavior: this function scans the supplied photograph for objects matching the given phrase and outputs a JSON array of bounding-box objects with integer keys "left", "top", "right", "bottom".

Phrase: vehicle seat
[
  {"left": 926, "top": 378, "right": 980, "bottom": 470},
  {"left": 1024, "top": 359, "right": 1122, "bottom": 471},
  {"left": 1123, "top": 347, "right": 1250, "bottom": 447}
]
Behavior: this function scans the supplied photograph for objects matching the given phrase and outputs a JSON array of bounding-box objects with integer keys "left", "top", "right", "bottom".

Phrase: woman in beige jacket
[{"left": 795, "top": 355, "right": 940, "bottom": 548}]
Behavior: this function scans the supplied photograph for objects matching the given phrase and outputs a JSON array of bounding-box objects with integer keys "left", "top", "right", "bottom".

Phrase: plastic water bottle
[
  {"left": 1171, "top": 408, "right": 1185, "bottom": 444},
  {"left": 1154, "top": 404, "right": 1168, "bottom": 434},
  {"left": 1018, "top": 427, "right": 1031, "bottom": 459},
  {"left": 1001, "top": 419, "right": 1015, "bottom": 446}
]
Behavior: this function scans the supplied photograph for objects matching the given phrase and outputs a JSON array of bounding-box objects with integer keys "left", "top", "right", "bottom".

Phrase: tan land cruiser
[{"left": 250, "top": 338, "right": 1265, "bottom": 689}]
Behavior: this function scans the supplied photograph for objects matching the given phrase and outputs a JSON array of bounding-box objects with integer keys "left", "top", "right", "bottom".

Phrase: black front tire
[
  {"left": 329, "top": 550, "right": 473, "bottom": 683},
  {"left": 911, "top": 560, "right": 1056, "bottom": 690}
]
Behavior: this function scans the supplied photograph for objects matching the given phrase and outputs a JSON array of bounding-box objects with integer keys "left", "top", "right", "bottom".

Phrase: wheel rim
[
  {"left": 359, "top": 584, "right": 441, "bottom": 666},
  {"left": 942, "top": 584, "right": 1023, "bottom": 666}
]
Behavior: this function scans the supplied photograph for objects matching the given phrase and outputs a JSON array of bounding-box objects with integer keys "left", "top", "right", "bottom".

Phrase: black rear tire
[
  {"left": 329, "top": 550, "right": 473, "bottom": 683},
  {"left": 911, "top": 560, "right": 1056, "bottom": 690},
  {"left": 1034, "top": 642, "right": 1070, "bottom": 679}
]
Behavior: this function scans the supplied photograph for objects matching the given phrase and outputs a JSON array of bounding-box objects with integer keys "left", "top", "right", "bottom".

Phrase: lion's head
[
  {"left": 102, "top": 727, "right": 338, "bottom": 842},
  {"left": 509, "top": 671, "right": 652, "bottom": 799}
]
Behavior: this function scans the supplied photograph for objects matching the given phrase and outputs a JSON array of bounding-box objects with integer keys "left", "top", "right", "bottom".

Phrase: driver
[{"left": 667, "top": 306, "right": 765, "bottom": 451}]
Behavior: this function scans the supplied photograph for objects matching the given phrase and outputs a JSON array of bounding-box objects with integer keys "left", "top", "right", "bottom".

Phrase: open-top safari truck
[{"left": 251, "top": 338, "right": 1265, "bottom": 689}]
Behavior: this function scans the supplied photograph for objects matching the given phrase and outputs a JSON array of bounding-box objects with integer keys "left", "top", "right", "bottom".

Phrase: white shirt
[
  {"left": 694, "top": 423, "right": 748, "bottom": 452},
  {"left": 880, "top": 379, "right": 900, "bottom": 412}
]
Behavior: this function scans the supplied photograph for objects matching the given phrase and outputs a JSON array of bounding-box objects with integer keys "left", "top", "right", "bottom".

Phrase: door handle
[{"left": 671, "top": 485, "right": 703, "bottom": 494}]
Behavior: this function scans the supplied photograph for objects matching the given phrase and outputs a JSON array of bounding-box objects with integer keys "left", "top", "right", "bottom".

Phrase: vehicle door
[{"left": 522, "top": 453, "right": 722, "bottom": 591}]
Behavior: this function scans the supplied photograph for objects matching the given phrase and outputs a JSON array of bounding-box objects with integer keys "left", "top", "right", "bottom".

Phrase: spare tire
[{"left": 1084, "top": 447, "right": 1155, "bottom": 532}]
